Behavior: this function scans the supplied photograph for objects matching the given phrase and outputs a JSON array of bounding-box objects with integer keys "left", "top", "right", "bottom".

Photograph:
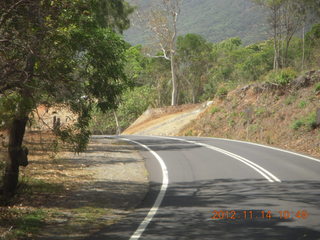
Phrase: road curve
[{"left": 87, "top": 135, "right": 320, "bottom": 240}]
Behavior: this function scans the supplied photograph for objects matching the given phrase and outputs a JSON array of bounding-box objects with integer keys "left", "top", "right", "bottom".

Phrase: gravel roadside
[{"left": 36, "top": 137, "right": 149, "bottom": 240}]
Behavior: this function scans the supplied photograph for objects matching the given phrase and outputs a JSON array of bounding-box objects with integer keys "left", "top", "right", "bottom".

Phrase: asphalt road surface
[{"left": 87, "top": 135, "right": 320, "bottom": 240}]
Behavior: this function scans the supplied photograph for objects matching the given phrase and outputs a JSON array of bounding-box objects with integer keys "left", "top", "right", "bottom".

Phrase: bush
[
  {"left": 291, "top": 112, "right": 317, "bottom": 131},
  {"left": 298, "top": 100, "right": 307, "bottom": 109},
  {"left": 210, "top": 107, "right": 220, "bottom": 114},
  {"left": 315, "top": 83, "right": 320, "bottom": 92},
  {"left": 266, "top": 68, "right": 298, "bottom": 86},
  {"left": 292, "top": 120, "right": 304, "bottom": 130},
  {"left": 89, "top": 86, "right": 156, "bottom": 134},
  {"left": 216, "top": 87, "right": 228, "bottom": 99},
  {"left": 305, "top": 112, "right": 318, "bottom": 130}
]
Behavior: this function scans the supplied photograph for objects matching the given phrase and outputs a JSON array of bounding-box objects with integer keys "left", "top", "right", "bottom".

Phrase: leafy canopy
[{"left": 0, "top": 0, "right": 133, "bottom": 151}]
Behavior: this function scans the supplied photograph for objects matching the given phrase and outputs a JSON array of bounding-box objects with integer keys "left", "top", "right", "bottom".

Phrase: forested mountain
[{"left": 125, "top": 0, "right": 268, "bottom": 45}]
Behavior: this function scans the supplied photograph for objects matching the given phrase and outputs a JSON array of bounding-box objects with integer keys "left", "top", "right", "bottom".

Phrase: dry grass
[
  {"left": 180, "top": 82, "right": 320, "bottom": 158},
  {"left": 0, "top": 132, "right": 148, "bottom": 240}
]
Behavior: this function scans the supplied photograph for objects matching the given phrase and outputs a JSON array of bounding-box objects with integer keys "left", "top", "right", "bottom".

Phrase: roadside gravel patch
[{"left": 36, "top": 137, "right": 149, "bottom": 240}]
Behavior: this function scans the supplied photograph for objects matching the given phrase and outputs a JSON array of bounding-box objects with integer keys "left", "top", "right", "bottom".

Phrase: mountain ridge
[{"left": 125, "top": 0, "right": 268, "bottom": 45}]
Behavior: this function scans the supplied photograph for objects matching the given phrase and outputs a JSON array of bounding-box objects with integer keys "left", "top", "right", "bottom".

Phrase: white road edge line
[
  {"left": 153, "top": 136, "right": 281, "bottom": 183},
  {"left": 206, "top": 137, "right": 320, "bottom": 163},
  {"left": 119, "top": 138, "right": 169, "bottom": 240}
]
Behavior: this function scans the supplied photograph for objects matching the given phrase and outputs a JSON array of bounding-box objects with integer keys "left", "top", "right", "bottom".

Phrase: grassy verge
[
  {"left": 0, "top": 208, "right": 46, "bottom": 240},
  {"left": 0, "top": 131, "right": 94, "bottom": 239}
]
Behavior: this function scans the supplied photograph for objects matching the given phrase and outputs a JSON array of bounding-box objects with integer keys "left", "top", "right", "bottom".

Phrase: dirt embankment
[
  {"left": 180, "top": 70, "right": 320, "bottom": 158},
  {"left": 123, "top": 103, "right": 212, "bottom": 136}
]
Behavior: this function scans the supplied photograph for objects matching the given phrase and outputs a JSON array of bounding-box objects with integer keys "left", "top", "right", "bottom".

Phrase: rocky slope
[{"left": 180, "top": 71, "right": 320, "bottom": 158}]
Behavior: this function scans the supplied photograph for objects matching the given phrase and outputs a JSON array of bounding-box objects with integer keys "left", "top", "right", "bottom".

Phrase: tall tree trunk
[
  {"left": 273, "top": 22, "right": 279, "bottom": 71},
  {"left": 302, "top": 24, "right": 305, "bottom": 70},
  {"left": 113, "top": 110, "right": 121, "bottom": 135},
  {"left": 171, "top": 55, "right": 178, "bottom": 106},
  {"left": 2, "top": 117, "right": 29, "bottom": 198},
  {"left": 273, "top": 39, "right": 279, "bottom": 71}
]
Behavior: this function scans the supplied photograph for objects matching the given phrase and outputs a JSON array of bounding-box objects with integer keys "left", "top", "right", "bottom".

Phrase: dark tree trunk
[{"left": 2, "top": 117, "right": 29, "bottom": 198}]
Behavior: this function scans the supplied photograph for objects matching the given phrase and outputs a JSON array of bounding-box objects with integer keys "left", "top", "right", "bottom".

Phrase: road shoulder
[{"left": 34, "top": 137, "right": 149, "bottom": 239}]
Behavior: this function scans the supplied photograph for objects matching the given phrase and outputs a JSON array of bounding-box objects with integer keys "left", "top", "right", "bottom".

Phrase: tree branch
[
  {"left": 146, "top": 53, "right": 170, "bottom": 60},
  {"left": 0, "top": 0, "right": 27, "bottom": 27}
]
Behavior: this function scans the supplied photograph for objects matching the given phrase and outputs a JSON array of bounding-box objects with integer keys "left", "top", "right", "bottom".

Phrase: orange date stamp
[{"left": 211, "top": 210, "right": 309, "bottom": 220}]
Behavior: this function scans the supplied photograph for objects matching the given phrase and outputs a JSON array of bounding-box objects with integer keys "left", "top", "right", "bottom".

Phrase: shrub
[
  {"left": 291, "top": 112, "right": 317, "bottom": 131},
  {"left": 305, "top": 112, "right": 317, "bottom": 130},
  {"left": 210, "top": 107, "right": 220, "bottom": 114},
  {"left": 216, "top": 87, "right": 228, "bottom": 99},
  {"left": 266, "top": 68, "right": 298, "bottom": 86},
  {"left": 292, "top": 120, "right": 304, "bottom": 130},
  {"left": 315, "top": 83, "right": 320, "bottom": 92},
  {"left": 298, "top": 100, "right": 307, "bottom": 109}
]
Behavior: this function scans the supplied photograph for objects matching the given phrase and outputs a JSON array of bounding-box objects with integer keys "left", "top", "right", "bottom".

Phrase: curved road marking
[
  {"left": 153, "top": 136, "right": 281, "bottom": 183},
  {"left": 119, "top": 138, "right": 169, "bottom": 240},
  {"left": 204, "top": 137, "right": 320, "bottom": 164}
]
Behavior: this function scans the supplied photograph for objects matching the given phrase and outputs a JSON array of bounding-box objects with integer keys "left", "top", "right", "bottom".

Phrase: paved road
[{"left": 87, "top": 135, "right": 320, "bottom": 240}]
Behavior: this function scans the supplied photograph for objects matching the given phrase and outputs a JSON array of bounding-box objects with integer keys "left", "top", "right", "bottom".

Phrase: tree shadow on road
[{"left": 87, "top": 178, "right": 320, "bottom": 240}]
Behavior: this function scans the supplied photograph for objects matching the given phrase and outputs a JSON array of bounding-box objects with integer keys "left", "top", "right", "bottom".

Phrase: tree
[
  {"left": 145, "top": 0, "right": 182, "bottom": 106},
  {"left": 252, "top": 0, "right": 316, "bottom": 69},
  {"left": 252, "top": 0, "right": 284, "bottom": 71},
  {"left": 0, "top": 0, "right": 132, "bottom": 198},
  {"left": 281, "top": 0, "right": 307, "bottom": 67},
  {"left": 176, "top": 34, "right": 211, "bottom": 103}
]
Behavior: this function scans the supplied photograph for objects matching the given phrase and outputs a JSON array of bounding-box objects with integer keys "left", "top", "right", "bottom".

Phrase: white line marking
[
  {"left": 119, "top": 138, "right": 169, "bottom": 240},
  {"left": 152, "top": 136, "right": 281, "bottom": 183},
  {"left": 204, "top": 137, "right": 320, "bottom": 164}
]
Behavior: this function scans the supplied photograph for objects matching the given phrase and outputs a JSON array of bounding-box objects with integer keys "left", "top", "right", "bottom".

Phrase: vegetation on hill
[
  {"left": 1, "top": 0, "right": 320, "bottom": 238},
  {"left": 93, "top": 19, "right": 320, "bottom": 134},
  {"left": 125, "top": 0, "right": 268, "bottom": 45},
  {"left": 180, "top": 70, "right": 320, "bottom": 158}
]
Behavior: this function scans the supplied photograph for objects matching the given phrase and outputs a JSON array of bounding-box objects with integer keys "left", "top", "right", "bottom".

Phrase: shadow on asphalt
[
  {"left": 86, "top": 179, "right": 320, "bottom": 240},
  {"left": 35, "top": 136, "right": 320, "bottom": 240}
]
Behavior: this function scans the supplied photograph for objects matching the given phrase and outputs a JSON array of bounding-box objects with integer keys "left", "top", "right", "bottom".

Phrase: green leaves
[{"left": 0, "top": 0, "right": 133, "bottom": 152}]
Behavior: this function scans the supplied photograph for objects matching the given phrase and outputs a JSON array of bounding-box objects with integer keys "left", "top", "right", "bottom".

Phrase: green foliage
[
  {"left": 292, "top": 120, "right": 304, "bottom": 130},
  {"left": 265, "top": 68, "right": 298, "bottom": 86},
  {"left": 124, "top": 45, "right": 148, "bottom": 84},
  {"left": 126, "top": 0, "right": 268, "bottom": 45},
  {"left": 118, "top": 86, "right": 156, "bottom": 123},
  {"left": 0, "top": 0, "right": 133, "bottom": 152},
  {"left": 177, "top": 34, "right": 212, "bottom": 103},
  {"left": 298, "top": 100, "right": 308, "bottom": 109},
  {"left": 216, "top": 87, "right": 228, "bottom": 99},
  {"left": 306, "top": 23, "right": 320, "bottom": 46},
  {"left": 210, "top": 107, "right": 221, "bottom": 114},
  {"left": 15, "top": 209, "right": 46, "bottom": 237},
  {"left": 291, "top": 112, "right": 318, "bottom": 131},
  {"left": 315, "top": 83, "right": 320, "bottom": 92},
  {"left": 19, "top": 178, "right": 65, "bottom": 195},
  {"left": 90, "top": 86, "right": 156, "bottom": 134}
]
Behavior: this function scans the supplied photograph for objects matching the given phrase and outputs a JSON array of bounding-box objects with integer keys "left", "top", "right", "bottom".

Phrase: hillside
[
  {"left": 123, "top": 103, "right": 210, "bottom": 135},
  {"left": 180, "top": 71, "right": 320, "bottom": 158},
  {"left": 125, "top": 0, "right": 268, "bottom": 45},
  {"left": 123, "top": 71, "right": 320, "bottom": 158}
]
